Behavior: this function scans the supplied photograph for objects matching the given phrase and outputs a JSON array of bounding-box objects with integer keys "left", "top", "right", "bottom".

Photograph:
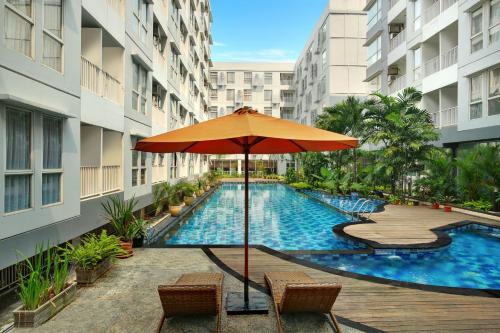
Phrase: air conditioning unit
[
  {"left": 387, "top": 75, "right": 397, "bottom": 82},
  {"left": 389, "top": 24, "right": 404, "bottom": 34},
  {"left": 388, "top": 67, "right": 399, "bottom": 75}
]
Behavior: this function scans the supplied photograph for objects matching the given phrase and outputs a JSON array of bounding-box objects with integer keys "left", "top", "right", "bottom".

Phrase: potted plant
[
  {"left": 440, "top": 195, "right": 454, "bottom": 213},
  {"left": 101, "top": 196, "right": 139, "bottom": 257},
  {"left": 14, "top": 244, "right": 76, "bottom": 328},
  {"left": 152, "top": 183, "right": 169, "bottom": 216},
  {"left": 64, "top": 230, "right": 125, "bottom": 285},
  {"left": 183, "top": 184, "right": 196, "bottom": 205},
  {"left": 167, "top": 185, "right": 183, "bottom": 217},
  {"left": 429, "top": 195, "right": 440, "bottom": 209},
  {"left": 388, "top": 194, "right": 401, "bottom": 205},
  {"left": 196, "top": 178, "right": 205, "bottom": 196},
  {"left": 131, "top": 218, "right": 147, "bottom": 247}
]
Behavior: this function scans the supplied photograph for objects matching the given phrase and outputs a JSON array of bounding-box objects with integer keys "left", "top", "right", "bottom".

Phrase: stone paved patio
[{"left": 10, "top": 248, "right": 359, "bottom": 333}]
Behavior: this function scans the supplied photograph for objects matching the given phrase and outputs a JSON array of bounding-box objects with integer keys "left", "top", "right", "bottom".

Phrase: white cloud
[
  {"left": 212, "top": 41, "right": 226, "bottom": 47},
  {"left": 213, "top": 48, "right": 297, "bottom": 63}
]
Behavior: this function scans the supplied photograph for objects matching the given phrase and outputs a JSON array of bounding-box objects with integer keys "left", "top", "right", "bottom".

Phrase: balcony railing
[
  {"left": 423, "top": 46, "right": 458, "bottom": 77},
  {"left": 280, "top": 79, "right": 293, "bottom": 86},
  {"left": 389, "top": 29, "right": 406, "bottom": 51},
  {"left": 389, "top": 0, "right": 400, "bottom": 9},
  {"left": 389, "top": 74, "right": 407, "bottom": 94},
  {"left": 281, "top": 96, "right": 295, "bottom": 104},
  {"left": 424, "top": 0, "right": 458, "bottom": 24},
  {"left": 81, "top": 56, "right": 123, "bottom": 105},
  {"left": 81, "top": 165, "right": 121, "bottom": 199},
  {"left": 431, "top": 106, "right": 458, "bottom": 128}
]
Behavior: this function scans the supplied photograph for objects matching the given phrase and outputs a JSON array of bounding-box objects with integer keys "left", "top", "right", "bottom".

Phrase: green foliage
[
  {"left": 414, "top": 149, "right": 455, "bottom": 200},
  {"left": 285, "top": 167, "right": 298, "bottom": 183},
  {"left": 152, "top": 183, "right": 169, "bottom": 216},
  {"left": 64, "top": 230, "right": 125, "bottom": 271},
  {"left": 462, "top": 200, "right": 493, "bottom": 212},
  {"left": 17, "top": 244, "right": 51, "bottom": 310},
  {"left": 101, "top": 196, "right": 138, "bottom": 241},
  {"left": 289, "top": 182, "right": 312, "bottom": 190},
  {"left": 196, "top": 177, "right": 206, "bottom": 190},
  {"left": 351, "top": 182, "right": 371, "bottom": 196},
  {"left": 299, "top": 152, "right": 327, "bottom": 185},
  {"left": 388, "top": 194, "right": 401, "bottom": 204},
  {"left": 166, "top": 183, "right": 183, "bottom": 206},
  {"left": 52, "top": 252, "right": 69, "bottom": 295},
  {"left": 176, "top": 180, "right": 196, "bottom": 197}
]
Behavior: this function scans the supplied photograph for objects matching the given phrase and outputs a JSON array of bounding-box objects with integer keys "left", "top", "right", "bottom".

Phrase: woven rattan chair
[
  {"left": 157, "top": 272, "right": 224, "bottom": 333},
  {"left": 265, "top": 271, "right": 342, "bottom": 333}
]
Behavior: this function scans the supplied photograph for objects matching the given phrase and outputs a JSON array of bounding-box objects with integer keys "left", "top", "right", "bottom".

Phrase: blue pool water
[
  {"left": 167, "top": 183, "right": 363, "bottom": 250},
  {"left": 166, "top": 183, "right": 500, "bottom": 290},
  {"left": 296, "top": 225, "right": 500, "bottom": 289},
  {"left": 303, "top": 190, "right": 385, "bottom": 213}
]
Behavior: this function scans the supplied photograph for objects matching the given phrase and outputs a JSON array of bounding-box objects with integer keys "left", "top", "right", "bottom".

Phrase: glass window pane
[
  {"left": 4, "top": 7, "right": 32, "bottom": 57},
  {"left": 471, "top": 74, "right": 482, "bottom": 101},
  {"left": 140, "top": 169, "right": 146, "bottom": 184},
  {"left": 43, "top": 33, "right": 62, "bottom": 71},
  {"left": 489, "top": 97, "right": 500, "bottom": 115},
  {"left": 490, "top": 24, "right": 500, "bottom": 43},
  {"left": 5, "top": 174, "right": 31, "bottom": 213},
  {"left": 472, "top": 9, "right": 482, "bottom": 35},
  {"left": 490, "top": 67, "right": 500, "bottom": 97},
  {"left": 490, "top": 0, "right": 500, "bottom": 27},
  {"left": 44, "top": 0, "right": 62, "bottom": 38},
  {"left": 140, "top": 1, "right": 148, "bottom": 23},
  {"left": 43, "top": 117, "right": 62, "bottom": 169},
  {"left": 470, "top": 102, "right": 482, "bottom": 119},
  {"left": 140, "top": 151, "right": 146, "bottom": 166},
  {"left": 132, "top": 169, "right": 138, "bottom": 186},
  {"left": 471, "top": 34, "right": 483, "bottom": 52},
  {"left": 6, "top": 110, "right": 30, "bottom": 170},
  {"left": 42, "top": 173, "right": 61, "bottom": 205},
  {"left": 7, "top": 0, "right": 32, "bottom": 17}
]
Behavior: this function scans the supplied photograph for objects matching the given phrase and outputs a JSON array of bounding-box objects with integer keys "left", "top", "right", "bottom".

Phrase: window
[
  {"left": 318, "top": 23, "right": 327, "bottom": 50},
  {"left": 4, "top": 0, "right": 33, "bottom": 57},
  {"left": 4, "top": 109, "right": 32, "bottom": 213},
  {"left": 368, "top": 75, "right": 381, "bottom": 93},
  {"left": 490, "top": 0, "right": 500, "bottom": 44},
  {"left": 264, "top": 107, "right": 272, "bottom": 116},
  {"left": 244, "top": 72, "right": 252, "bottom": 85},
  {"left": 264, "top": 90, "right": 272, "bottom": 102},
  {"left": 226, "top": 106, "right": 234, "bottom": 114},
  {"left": 132, "top": 61, "right": 148, "bottom": 114},
  {"left": 227, "top": 71, "right": 235, "bottom": 84},
  {"left": 210, "top": 88, "right": 218, "bottom": 100},
  {"left": 489, "top": 67, "right": 500, "bottom": 115},
  {"left": 133, "top": 0, "right": 148, "bottom": 44},
  {"left": 367, "top": 0, "right": 380, "bottom": 30},
  {"left": 170, "top": 0, "right": 179, "bottom": 23},
  {"left": 169, "top": 153, "right": 177, "bottom": 179},
  {"left": 319, "top": 76, "right": 326, "bottom": 96},
  {"left": 414, "top": 0, "right": 422, "bottom": 30},
  {"left": 471, "top": 7, "right": 483, "bottom": 53},
  {"left": 367, "top": 35, "right": 381, "bottom": 66},
  {"left": 42, "top": 116, "right": 62, "bottom": 205},
  {"left": 226, "top": 89, "right": 235, "bottom": 100},
  {"left": 321, "top": 50, "right": 327, "bottom": 70},
  {"left": 131, "top": 137, "right": 146, "bottom": 186},
  {"left": 264, "top": 72, "right": 273, "bottom": 85},
  {"left": 414, "top": 47, "right": 422, "bottom": 81},
  {"left": 470, "top": 73, "right": 483, "bottom": 119},
  {"left": 209, "top": 106, "right": 218, "bottom": 119},
  {"left": 210, "top": 72, "right": 218, "bottom": 85},
  {"left": 244, "top": 89, "right": 252, "bottom": 102},
  {"left": 42, "top": 0, "right": 63, "bottom": 72}
]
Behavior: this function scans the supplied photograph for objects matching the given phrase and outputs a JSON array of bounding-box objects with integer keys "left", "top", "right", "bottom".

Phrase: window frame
[
  {"left": 243, "top": 89, "right": 252, "bottom": 102},
  {"left": 469, "top": 72, "right": 483, "bottom": 119},
  {"left": 132, "top": 61, "right": 148, "bottom": 115},
  {"left": 4, "top": 0, "right": 34, "bottom": 58},
  {"left": 131, "top": 136, "right": 147, "bottom": 186},
  {"left": 227, "top": 71, "right": 235, "bottom": 84},
  {"left": 42, "top": 0, "right": 64, "bottom": 72},
  {"left": 226, "top": 89, "right": 235, "bottom": 101},
  {"left": 489, "top": 0, "right": 500, "bottom": 44},
  {"left": 264, "top": 72, "right": 273, "bottom": 85},
  {"left": 264, "top": 89, "right": 272, "bottom": 102},
  {"left": 133, "top": 0, "right": 149, "bottom": 44},
  {"left": 244, "top": 72, "right": 252, "bottom": 85},
  {"left": 41, "top": 115, "right": 63, "bottom": 207},
  {"left": 488, "top": 66, "right": 500, "bottom": 116},
  {"left": 471, "top": 6, "right": 484, "bottom": 53},
  {"left": 367, "top": 0, "right": 380, "bottom": 30}
]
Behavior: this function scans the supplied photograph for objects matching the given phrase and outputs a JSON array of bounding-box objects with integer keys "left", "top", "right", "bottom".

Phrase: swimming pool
[
  {"left": 303, "top": 190, "right": 385, "bottom": 213},
  {"left": 167, "top": 183, "right": 363, "bottom": 250},
  {"left": 164, "top": 183, "right": 500, "bottom": 290},
  {"left": 295, "top": 224, "right": 500, "bottom": 289}
]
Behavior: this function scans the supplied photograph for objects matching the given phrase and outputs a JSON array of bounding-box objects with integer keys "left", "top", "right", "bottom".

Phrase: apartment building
[
  {"left": 209, "top": 62, "right": 296, "bottom": 174},
  {"left": 364, "top": 0, "right": 500, "bottom": 150},
  {"left": 294, "top": 0, "right": 368, "bottom": 126},
  {"left": 0, "top": 0, "right": 212, "bottom": 287}
]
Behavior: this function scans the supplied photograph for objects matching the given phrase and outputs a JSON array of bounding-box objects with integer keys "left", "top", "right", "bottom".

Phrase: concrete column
[{"left": 237, "top": 159, "right": 242, "bottom": 175}]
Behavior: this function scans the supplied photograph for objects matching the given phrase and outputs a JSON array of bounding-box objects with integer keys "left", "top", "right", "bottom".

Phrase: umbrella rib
[
  {"left": 229, "top": 138, "right": 244, "bottom": 147},
  {"left": 249, "top": 136, "right": 266, "bottom": 148},
  {"left": 181, "top": 141, "right": 199, "bottom": 153},
  {"left": 289, "top": 140, "right": 307, "bottom": 152}
]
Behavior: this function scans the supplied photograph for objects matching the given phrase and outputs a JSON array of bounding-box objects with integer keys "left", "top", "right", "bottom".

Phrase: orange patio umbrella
[{"left": 134, "top": 107, "right": 358, "bottom": 313}]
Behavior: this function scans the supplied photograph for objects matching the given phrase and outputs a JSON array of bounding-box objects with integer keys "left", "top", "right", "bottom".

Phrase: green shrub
[
  {"left": 52, "top": 252, "right": 69, "bottom": 295},
  {"left": 462, "top": 200, "right": 493, "bottom": 212},
  {"left": 17, "top": 244, "right": 51, "bottom": 310},
  {"left": 351, "top": 182, "right": 371, "bottom": 196},
  {"left": 176, "top": 181, "right": 196, "bottom": 197},
  {"left": 101, "top": 196, "right": 138, "bottom": 242},
  {"left": 289, "top": 182, "right": 312, "bottom": 190}
]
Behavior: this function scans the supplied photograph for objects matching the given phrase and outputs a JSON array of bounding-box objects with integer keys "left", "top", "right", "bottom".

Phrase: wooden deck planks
[
  {"left": 343, "top": 205, "right": 500, "bottom": 246},
  {"left": 210, "top": 247, "right": 500, "bottom": 333}
]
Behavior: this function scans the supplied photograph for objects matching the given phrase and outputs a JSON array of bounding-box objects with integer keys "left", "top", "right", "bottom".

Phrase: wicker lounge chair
[
  {"left": 157, "top": 272, "right": 224, "bottom": 333},
  {"left": 265, "top": 271, "right": 342, "bottom": 333}
]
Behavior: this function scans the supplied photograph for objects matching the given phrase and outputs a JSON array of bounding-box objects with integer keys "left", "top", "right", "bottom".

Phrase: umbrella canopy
[
  {"left": 134, "top": 107, "right": 358, "bottom": 154},
  {"left": 134, "top": 107, "right": 358, "bottom": 313}
]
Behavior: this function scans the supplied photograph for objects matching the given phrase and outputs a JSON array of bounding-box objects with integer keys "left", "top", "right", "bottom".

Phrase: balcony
[
  {"left": 80, "top": 125, "right": 122, "bottom": 199},
  {"left": 423, "top": 0, "right": 458, "bottom": 25},
  {"left": 389, "top": 29, "right": 405, "bottom": 51},
  {"left": 430, "top": 106, "right": 457, "bottom": 128},
  {"left": 153, "top": 48, "right": 167, "bottom": 84},
  {"left": 389, "top": 74, "right": 407, "bottom": 94},
  {"left": 81, "top": 56, "right": 123, "bottom": 105},
  {"left": 423, "top": 46, "right": 457, "bottom": 77}
]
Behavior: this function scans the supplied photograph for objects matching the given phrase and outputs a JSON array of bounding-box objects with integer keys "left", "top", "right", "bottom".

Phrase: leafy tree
[
  {"left": 299, "top": 152, "right": 327, "bottom": 185},
  {"left": 414, "top": 149, "right": 455, "bottom": 201}
]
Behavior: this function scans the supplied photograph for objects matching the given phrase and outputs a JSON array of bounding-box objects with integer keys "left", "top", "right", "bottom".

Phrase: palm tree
[{"left": 366, "top": 87, "right": 439, "bottom": 199}]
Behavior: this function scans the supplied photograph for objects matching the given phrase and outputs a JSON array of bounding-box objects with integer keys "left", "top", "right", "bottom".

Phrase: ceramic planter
[
  {"left": 75, "top": 256, "right": 113, "bottom": 285},
  {"left": 196, "top": 189, "right": 204, "bottom": 196},
  {"left": 117, "top": 241, "right": 133, "bottom": 258},
  {"left": 169, "top": 205, "right": 182, "bottom": 217},
  {"left": 184, "top": 196, "right": 194, "bottom": 206},
  {"left": 204, "top": 185, "right": 211, "bottom": 191},
  {"left": 13, "top": 282, "right": 77, "bottom": 328},
  {"left": 431, "top": 203, "right": 440, "bottom": 209}
]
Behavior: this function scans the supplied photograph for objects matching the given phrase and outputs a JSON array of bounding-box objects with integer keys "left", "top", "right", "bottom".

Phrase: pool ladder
[{"left": 350, "top": 199, "right": 376, "bottom": 221}]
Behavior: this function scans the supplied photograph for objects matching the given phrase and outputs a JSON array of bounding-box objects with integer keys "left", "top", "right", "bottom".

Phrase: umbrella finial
[{"left": 234, "top": 107, "right": 258, "bottom": 114}]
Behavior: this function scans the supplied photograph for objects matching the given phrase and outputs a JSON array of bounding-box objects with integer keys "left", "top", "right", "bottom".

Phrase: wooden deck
[
  {"left": 209, "top": 247, "right": 500, "bottom": 332},
  {"left": 343, "top": 205, "right": 500, "bottom": 246}
]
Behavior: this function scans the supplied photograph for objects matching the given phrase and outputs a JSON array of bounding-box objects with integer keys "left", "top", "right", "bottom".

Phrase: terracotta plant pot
[
  {"left": 394, "top": 200, "right": 400, "bottom": 205},
  {"left": 184, "top": 196, "right": 194, "bottom": 206},
  {"left": 204, "top": 185, "right": 211, "bottom": 191},
  {"left": 431, "top": 203, "right": 440, "bottom": 209},
  {"left": 443, "top": 205, "right": 452, "bottom": 212},
  {"left": 169, "top": 205, "right": 182, "bottom": 217},
  {"left": 117, "top": 241, "right": 133, "bottom": 258}
]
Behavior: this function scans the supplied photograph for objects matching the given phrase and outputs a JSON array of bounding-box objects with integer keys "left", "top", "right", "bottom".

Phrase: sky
[{"left": 210, "top": 0, "right": 328, "bottom": 63}]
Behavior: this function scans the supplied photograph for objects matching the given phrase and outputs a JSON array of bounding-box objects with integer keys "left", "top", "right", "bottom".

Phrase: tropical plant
[
  {"left": 152, "top": 184, "right": 168, "bottom": 216},
  {"left": 285, "top": 167, "right": 298, "bottom": 184},
  {"left": 299, "top": 152, "right": 327, "bottom": 185},
  {"left": 64, "top": 230, "right": 125, "bottom": 271},
  {"left": 101, "top": 196, "right": 138, "bottom": 242},
  {"left": 351, "top": 182, "right": 371, "bottom": 196},
  {"left": 128, "top": 218, "right": 147, "bottom": 240},
  {"left": 166, "top": 184, "right": 183, "bottom": 206},
  {"left": 17, "top": 244, "right": 51, "bottom": 310},
  {"left": 289, "top": 182, "right": 312, "bottom": 190},
  {"left": 462, "top": 199, "right": 493, "bottom": 212},
  {"left": 414, "top": 149, "right": 455, "bottom": 201},
  {"left": 177, "top": 181, "right": 196, "bottom": 197},
  {"left": 52, "top": 252, "right": 69, "bottom": 295},
  {"left": 196, "top": 177, "right": 206, "bottom": 191}
]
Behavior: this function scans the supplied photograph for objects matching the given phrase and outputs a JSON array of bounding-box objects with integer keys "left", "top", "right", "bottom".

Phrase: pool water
[
  {"left": 296, "top": 226, "right": 500, "bottom": 289},
  {"left": 303, "top": 190, "right": 385, "bottom": 213},
  {"left": 166, "top": 183, "right": 363, "bottom": 250}
]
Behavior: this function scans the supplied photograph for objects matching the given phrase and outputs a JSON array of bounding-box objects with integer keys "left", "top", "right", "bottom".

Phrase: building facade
[
  {"left": 364, "top": 0, "right": 500, "bottom": 150},
  {"left": 294, "top": 0, "right": 368, "bottom": 126},
  {"left": 208, "top": 62, "right": 295, "bottom": 175},
  {"left": 0, "top": 0, "right": 212, "bottom": 283}
]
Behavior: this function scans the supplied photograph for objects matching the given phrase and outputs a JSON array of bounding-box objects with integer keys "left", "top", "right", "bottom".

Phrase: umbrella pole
[{"left": 244, "top": 143, "right": 249, "bottom": 304}]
